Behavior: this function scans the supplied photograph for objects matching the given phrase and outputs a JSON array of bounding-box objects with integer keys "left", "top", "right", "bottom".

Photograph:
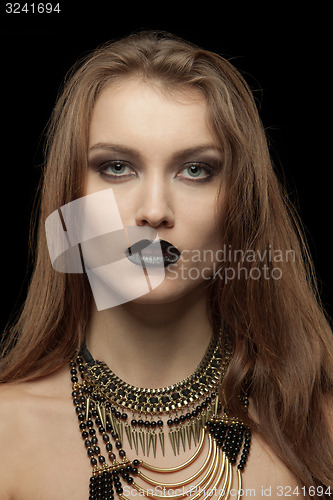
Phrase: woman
[{"left": 0, "top": 31, "right": 332, "bottom": 499}]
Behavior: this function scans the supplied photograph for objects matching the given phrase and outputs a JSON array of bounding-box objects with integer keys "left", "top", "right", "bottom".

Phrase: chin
[{"left": 129, "top": 275, "right": 209, "bottom": 305}]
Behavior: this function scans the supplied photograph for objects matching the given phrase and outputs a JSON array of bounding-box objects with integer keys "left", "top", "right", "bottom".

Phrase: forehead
[{"left": 89, "top": 80, "right": 217, "bottom": 154}]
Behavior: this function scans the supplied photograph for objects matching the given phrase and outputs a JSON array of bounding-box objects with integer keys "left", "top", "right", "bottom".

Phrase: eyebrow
[{"left": 88, "top": 143, "right": 222, "bottom": 162}]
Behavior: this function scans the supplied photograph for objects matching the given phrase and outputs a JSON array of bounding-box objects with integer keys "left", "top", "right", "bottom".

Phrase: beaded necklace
[{"left": 70, "top": 334, "right": 251, "bottom": 499}]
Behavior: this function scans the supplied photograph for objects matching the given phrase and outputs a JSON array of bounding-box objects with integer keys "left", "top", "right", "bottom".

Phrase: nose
[{"left": 135, "top": 176, "right": 175, "bottom": 229}]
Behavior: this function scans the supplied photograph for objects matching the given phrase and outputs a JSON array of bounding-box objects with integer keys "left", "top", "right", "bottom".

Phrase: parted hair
[{"left": 1, "top": 31, "right": 332, "bottom": 494}]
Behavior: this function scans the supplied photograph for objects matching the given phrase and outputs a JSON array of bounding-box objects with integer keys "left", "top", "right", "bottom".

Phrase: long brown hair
[{"left": 1, "top": 31, "right": 332, "bottom": 493}]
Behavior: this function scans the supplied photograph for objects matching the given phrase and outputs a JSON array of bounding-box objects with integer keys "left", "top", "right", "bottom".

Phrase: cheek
[
  {"left": 187, "top": 202, "right": 220, "bottom": 247},
  {"left": 84, "top": 171, "right": 104, "bottom": 196}
]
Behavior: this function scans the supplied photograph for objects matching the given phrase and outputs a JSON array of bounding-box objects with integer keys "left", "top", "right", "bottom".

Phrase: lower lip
[{"left": 126, "top": 252, "right": 179, "bottom": 267}]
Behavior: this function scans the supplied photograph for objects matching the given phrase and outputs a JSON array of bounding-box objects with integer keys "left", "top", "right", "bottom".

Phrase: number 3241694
[{"left": 5, "top": 3, "right": 61, "bottom": 13}]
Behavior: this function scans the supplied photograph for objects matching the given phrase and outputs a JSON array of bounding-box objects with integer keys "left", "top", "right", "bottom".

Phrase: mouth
[{"left": 125, "top": 239, "right": 181, "bottom": 267}]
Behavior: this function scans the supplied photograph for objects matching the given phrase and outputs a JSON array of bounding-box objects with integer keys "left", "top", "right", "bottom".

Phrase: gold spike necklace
[{"left": 70, "top": 333, "right": 251, "bottom": 499}]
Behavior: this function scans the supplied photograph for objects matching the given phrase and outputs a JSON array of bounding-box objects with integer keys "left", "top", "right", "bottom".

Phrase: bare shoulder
[
  {"left": 243, "top": 431, "right": 300, "bottom": 496},
  {"left": 0, "top": 368, "right": 74, "bottom": 500},
  {"left": 0, "top": 382, "right": 30, "bottom": 499}
]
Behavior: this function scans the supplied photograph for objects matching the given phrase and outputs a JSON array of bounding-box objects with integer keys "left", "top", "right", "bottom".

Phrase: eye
[
  {"left": 98, "top": 161, "right": 136, "bottom": 180},
  {"left": 177, "top": 163, "right": 214, "bottom": 181}
]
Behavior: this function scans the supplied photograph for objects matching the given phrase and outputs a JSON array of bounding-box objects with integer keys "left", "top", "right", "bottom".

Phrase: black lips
[{"left": 125, "top": 239, "right": 181, "bottom": 266}]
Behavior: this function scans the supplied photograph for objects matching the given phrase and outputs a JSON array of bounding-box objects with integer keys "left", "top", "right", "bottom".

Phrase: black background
[{"left": 0, "top": 4, "right": 331, "bottom": 332}]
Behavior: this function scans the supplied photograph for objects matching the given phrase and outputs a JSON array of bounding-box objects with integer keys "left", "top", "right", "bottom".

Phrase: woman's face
[{"left": 85, "top": 79, "right": 224, "bottom": 305}]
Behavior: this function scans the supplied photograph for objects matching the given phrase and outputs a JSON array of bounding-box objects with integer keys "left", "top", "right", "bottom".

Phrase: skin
[{"left": 0, "top": 80, "right": 305, "bottom": 499}]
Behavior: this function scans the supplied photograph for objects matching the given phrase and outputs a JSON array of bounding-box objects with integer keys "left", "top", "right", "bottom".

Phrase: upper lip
[{"left": 126, "top": 239, "right": 181, "bottom": 259}]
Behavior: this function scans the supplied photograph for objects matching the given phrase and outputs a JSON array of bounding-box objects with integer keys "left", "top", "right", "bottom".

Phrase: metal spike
[
  {"left": 85, "top": 396, "right": 90, "bottom": 421},
  {"left": 125, "top": 423, "right": 133, "bottom": 449},
  {"left": 201, "top": 409, "right": 208, "bottom": 428},
  {"left": 97, "top": 404, "right": 106, "bottom": 430},
  {"left": 108, "top": 411, "right": 115, "bottom": 432},
  {"left": 118, "top": 421, "right": 124, "bottom": 444},
  {"left": 102, "top": 406, "right": 106, "bottom": 430},
  {"left": 139, "top": 429, "right": 146, "bottom": 455},
  {"left": 158, "top": 431, "right": 165, "bottom": 456},
  {"left": 151, "top": 433, "right": 157, "bottom": 458},
  {"left": 146, "top": 431, "right": 152, "bottom": 457},
  {"left": 214, "top": 394, "right": 220, "bottom": 416},
  {"left": 132, "top": 428, "right": 139, "bottom": 454},
  {"left": 195, "top": 417, "right": 202, "bottom": 443},
  {"left": 174, "top": 428, "right": 180, "bottom": 455},
  {"left": 180, "top": 426, "right": 186, "bottom": 452},
  {"left": 191, "top": 420, "right": 198, "bottom": 446},
  {"left": 169, "top": 430, "right": 176, "bottom": 456},
  {"left": 186, "top": 424, "right": 192, "bottom": 450}
]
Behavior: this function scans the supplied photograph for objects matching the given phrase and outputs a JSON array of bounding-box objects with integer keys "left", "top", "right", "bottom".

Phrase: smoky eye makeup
[
  {"left": 88, "top": 153, "right": 136, "bottom": 180},
  {"left": 176, "top": 162, "right": 217, "bottom": 182},
  {"left": 87, "top": 146, "right": 223, "bottom": 183}
]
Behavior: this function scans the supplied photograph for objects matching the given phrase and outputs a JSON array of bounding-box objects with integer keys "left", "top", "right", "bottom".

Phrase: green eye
[
  {"left": 98, "top": 160, "right": 135, "bottom": 180},
  {"left": 105, "top": 162, "right": 128, "bottom": 175},
  {"left": 178, "top": 163, "right": 214, "bottom": 181},
  {"left": 186, "top": 165, "right": 203, "bottom": 177}
]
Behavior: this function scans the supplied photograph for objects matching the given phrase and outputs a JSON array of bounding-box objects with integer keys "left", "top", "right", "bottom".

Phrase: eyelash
[{"left": 96, "top": 160, "right": 216, "bottom": 183}]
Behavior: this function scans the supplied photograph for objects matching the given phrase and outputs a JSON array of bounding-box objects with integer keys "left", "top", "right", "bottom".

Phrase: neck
[{"left": 85, "top": 287, "right": 214, "bottom": 388}]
